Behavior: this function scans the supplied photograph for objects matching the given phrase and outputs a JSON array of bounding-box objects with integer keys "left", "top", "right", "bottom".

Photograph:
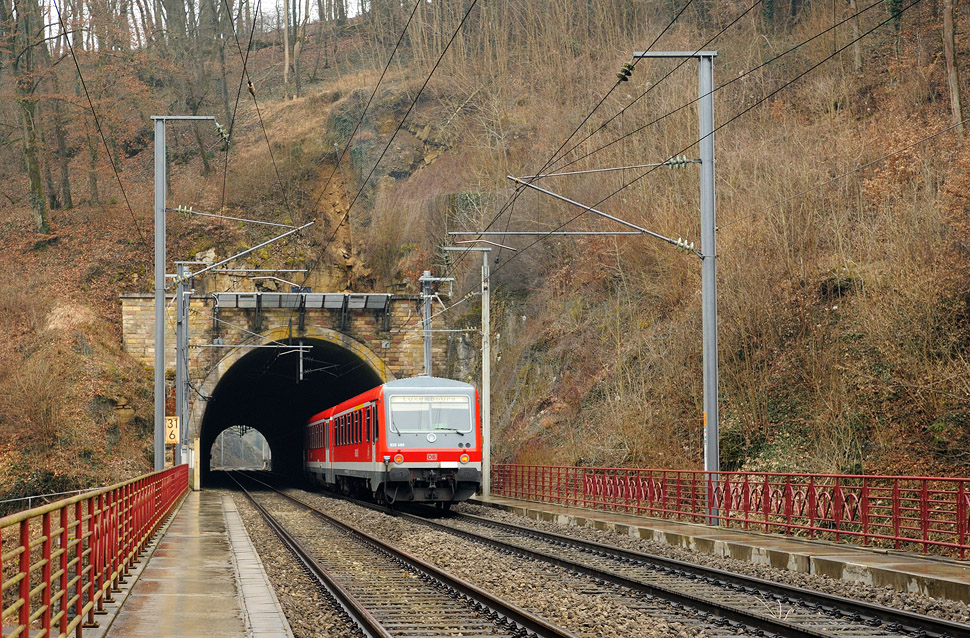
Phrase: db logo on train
[{"left": 427, "top": 453, "right": 438, "bottom": 461}]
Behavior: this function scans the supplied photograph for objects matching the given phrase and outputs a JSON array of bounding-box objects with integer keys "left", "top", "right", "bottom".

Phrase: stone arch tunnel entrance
[{"left": 199, "top": 337, "right": 384, "bottom": 485}]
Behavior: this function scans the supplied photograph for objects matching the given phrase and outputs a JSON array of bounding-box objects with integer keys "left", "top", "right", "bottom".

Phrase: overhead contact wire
[
  {"left": 300, "top": 0, "right": 480, "bottom": 290},
  {"left": 484, "top": 0, "right": 928, "bottom": 282},
  {"left": 556, "top": 0, "right": 888, "bottom": 174},
  {"left": 548, "top": 0, "right": 761, "bottom": 174},
  {"left": 446, "top": 0, "right": 696, "bottom": 279},
  {"left": 297, "top": 0, "right": 423, "bottom": 290},
  {"left": 220, "top": 0, "right": 263, "bottom": 211}
]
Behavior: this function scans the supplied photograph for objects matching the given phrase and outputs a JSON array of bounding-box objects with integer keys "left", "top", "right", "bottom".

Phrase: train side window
[
  {"left": 341, "top": 416, "right": 346, "bottom": 445},
  {"left": 365, "top": 408, "right": 370, "bottom": 442},
  {"left": 356, "top": 411, "right": 361, "bottom": 443},
  {"left": 372, "top": 405, "right": 378, "bottom": 441}
]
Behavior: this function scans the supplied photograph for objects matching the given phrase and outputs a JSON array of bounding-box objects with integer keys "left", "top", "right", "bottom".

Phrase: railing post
[
  {"left": 84, "top": 497, "right": 97, "bottom": 627},
  {"left": 784, "top": 476, "right": 793, "bottom": 535},
  {"left": 60, "top": 506, "right": 69, "bottom": 638},
  {"left": 19, "top": 519, "right": 31, "bottom": 637},
  {"left": 762, "top": 474, "right": 771, "bottom": 533},
  {"left": 861, "top": 478, "right": 870, "bottom": 546},
  {"left": 75, "top": 500, "right": 84, "bottom": 638},
  {"left": 742, "top": 474, "right": 751, "bottom": 530},
  {"left": 808, "top": 476, "right": 816, "bottom": 539},
  {"left": 42, "top": 511, "right": 53, "bottom": 634},
  {"left": 95, "top": 491, "right": 107, "bottom": 612},
  {"left": 833, "top": 477, "right": 843, "bottom": 543},
  {"left": 892, "top": 479, "right": 901, "bottom": 550},
  {"left": 921, "top": 479, "right": 930, "bottom": 554},
  {"left": 959, "top": 481, "right": 968, "bottom": 560}
]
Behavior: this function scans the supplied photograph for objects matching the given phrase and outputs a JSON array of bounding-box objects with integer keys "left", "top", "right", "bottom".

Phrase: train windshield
[{"left": 388, "top": 395, "right": 472, "bottom": 434}]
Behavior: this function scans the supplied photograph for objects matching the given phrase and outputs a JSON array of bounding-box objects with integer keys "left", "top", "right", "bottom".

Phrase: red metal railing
[
  {"left": 492, "top": 464, "right": 970, "bottom": 557},
  {"left": 1, "top": 465, "right": 187, "bottom": 638}
]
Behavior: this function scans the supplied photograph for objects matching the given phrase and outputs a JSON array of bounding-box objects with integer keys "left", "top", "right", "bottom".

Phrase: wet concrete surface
[{"left": 104, "top": 490, "right": 292, "bottom": 638}]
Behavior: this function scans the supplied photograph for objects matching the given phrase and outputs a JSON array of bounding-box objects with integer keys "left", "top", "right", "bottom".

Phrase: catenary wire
[
  {"left": 299, "top": 0, "right": 480, "bottom": 291},
  {"left": 50, "top": 0, "right": 149, "bottom": 246},
  {"left": 546, "top": 0, "right": 761, "bottom": 175},
  {"left": 449, "top": 0, "right": 697, "bottom": 278},
  {"left": 307, "top": 0, "right": 423, "bottom": 221},
  {"left": 553, "top": 0, "right": 888, "bottom": 174},
  {"left": 480, "top": 0, "right": 758, "bottom": 271},
  {"left": 397, "top": 0, "right": 885, "bottom": 334},
  {"left": 220, "top": 0, "right": 263, "bottom": 211},
  {"left": 457, "top": 0, "right": 928, "bottom": 298}
]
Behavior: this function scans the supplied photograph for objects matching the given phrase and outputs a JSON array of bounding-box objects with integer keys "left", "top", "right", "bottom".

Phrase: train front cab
[{"left": 379, "top": 377, "right": 482, "bottom": 504}]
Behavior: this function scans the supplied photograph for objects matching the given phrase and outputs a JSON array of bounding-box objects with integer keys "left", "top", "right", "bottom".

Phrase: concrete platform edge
[
  {"left": 223, "top": 495, "right": 295, "bottom": 638},
  {"left": 85, "top": 492, "right": 189, "bottom": 638},
  {"left": 470, "top": 496, "right": 970, "bottom": 604}
]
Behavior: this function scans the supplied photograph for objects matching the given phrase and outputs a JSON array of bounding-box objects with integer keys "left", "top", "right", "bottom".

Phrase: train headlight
[
  {"left": 459, "top": 453, "right": 469, "bottom": 464},
  {"left": 393, "top": 453, "right": 404, "bottom": 464}
]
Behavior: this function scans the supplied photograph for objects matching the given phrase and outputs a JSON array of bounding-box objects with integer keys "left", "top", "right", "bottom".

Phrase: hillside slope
[{"left": 1, "top": 1, "right": 969, "bottom": 500}]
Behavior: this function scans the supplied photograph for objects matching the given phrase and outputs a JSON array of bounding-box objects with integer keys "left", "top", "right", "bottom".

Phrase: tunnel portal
[{"left": 199, "top": 338, "right": 384, "bottom": 484}]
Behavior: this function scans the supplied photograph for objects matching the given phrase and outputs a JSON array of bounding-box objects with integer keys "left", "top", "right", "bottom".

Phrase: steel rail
[
  {"left": 227, "top": 473, "right": 392, "bottom": 638},
  {"left": 397, "top": 509, "right": 827, "bottom": 638},
  {"left": 232, "top": 472, "right": 578, "bottom": 638},
  {"left": 426, "top": 510, "right": 970, "bottom": 638}
]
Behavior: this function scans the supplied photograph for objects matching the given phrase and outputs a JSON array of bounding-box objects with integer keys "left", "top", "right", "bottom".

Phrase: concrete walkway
[
  {"left": 103, "top": 490, "right": 292, "bottom": 638},
  {"left": 472, "top": 494, "right": 970, "bottom": 604}
]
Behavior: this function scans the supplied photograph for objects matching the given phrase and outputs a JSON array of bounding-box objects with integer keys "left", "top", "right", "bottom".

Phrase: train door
[
  {"left": 367, "top": 404, "right": 375, "bottom": 462},
  {"left": 326, "top": 417, "right": 333, "bottom": 483}
]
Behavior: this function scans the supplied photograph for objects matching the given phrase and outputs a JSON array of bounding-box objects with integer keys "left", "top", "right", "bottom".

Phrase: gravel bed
[
  {"left": 287, "top": 488, "right": 700, "bottom": 638},
  {"left": 452, "top": 502, "right": 970, "bottom": 625},
  {"left": 218, "top": 488, "right": 358, "bottom": 638}
]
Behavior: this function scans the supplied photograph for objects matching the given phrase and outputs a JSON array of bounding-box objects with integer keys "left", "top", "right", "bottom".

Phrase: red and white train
[{"left": 304, "top": 376, "right": 482, "bottom": 505}]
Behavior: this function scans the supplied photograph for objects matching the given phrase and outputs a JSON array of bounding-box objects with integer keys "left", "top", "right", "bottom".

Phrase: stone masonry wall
[{"left": 120, "top": 293, "right": 444, "bottom": 382}]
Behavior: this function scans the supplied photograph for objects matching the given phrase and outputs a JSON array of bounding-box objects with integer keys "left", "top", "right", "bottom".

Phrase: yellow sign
[{"left": 165, "top": 417, "right": 180, "bottom": 446}]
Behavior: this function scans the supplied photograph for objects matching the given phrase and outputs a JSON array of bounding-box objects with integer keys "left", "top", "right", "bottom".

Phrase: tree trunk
[
  {"left": 42, "top": 25, "right": 72, "bottom": 208},
  {"left": 14, "top": 0, "right": 50, "bottom": 233},
  {"left": 43, "top": 130, "right": 60, "bottom": 211},
  {"left": 283, "top": 0, "right": 291, "bottom": 97},
  {"left": 848, "top": 0, "right": 862, "bottom": 73},
  {"left": 312, "top": 0, "right": 326, "bottom": 78},
  {"left": 55, "top": 102, "right": 73, "bottom": 210},
  {"left": 943, "top": 0, "right": 963, "bottom": 133},
  {"left": 87, "top": 133, "right": 100, "bottom": 205},
  {"left": 293, "top": 0, "right": 310, "bottom": 96}
]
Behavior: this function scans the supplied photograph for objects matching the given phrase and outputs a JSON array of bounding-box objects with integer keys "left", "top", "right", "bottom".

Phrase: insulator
[
  {"left": 622, "top": 62, "right": 635, "bottom": 72},
  {"left": 666, "top": 154, "right": 692, "bottom": 169},
  {"left": 616, "top": 72, "right": 629, "bottom": 82}
]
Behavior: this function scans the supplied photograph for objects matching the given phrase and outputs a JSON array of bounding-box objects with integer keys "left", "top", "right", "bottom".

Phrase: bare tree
[
  {"left": 11, "top": 0, "right": 51, "bottom": 232},
  {"left": 942, "top": 0, "right": 963, "bottom": 133}
]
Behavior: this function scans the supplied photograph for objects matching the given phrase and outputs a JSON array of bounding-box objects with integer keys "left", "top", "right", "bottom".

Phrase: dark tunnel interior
[{"left": 199, "top": 338, "right": 383, "bottom": 485}]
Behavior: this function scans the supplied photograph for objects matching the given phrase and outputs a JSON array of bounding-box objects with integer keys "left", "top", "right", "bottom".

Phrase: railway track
[
  {"left": 227, "top": 472, "right": 578, "bottom": 638},
  {"left": 232, "top": 472, "right": 969, "bottom": 637},
  {"left": 405, "top": 508, "right": 969, "bottom": 638}
]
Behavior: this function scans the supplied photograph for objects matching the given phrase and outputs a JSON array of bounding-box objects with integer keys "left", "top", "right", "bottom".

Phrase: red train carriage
[{"left": 304, "top": 376, "right": 482, "bottom": 504}]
